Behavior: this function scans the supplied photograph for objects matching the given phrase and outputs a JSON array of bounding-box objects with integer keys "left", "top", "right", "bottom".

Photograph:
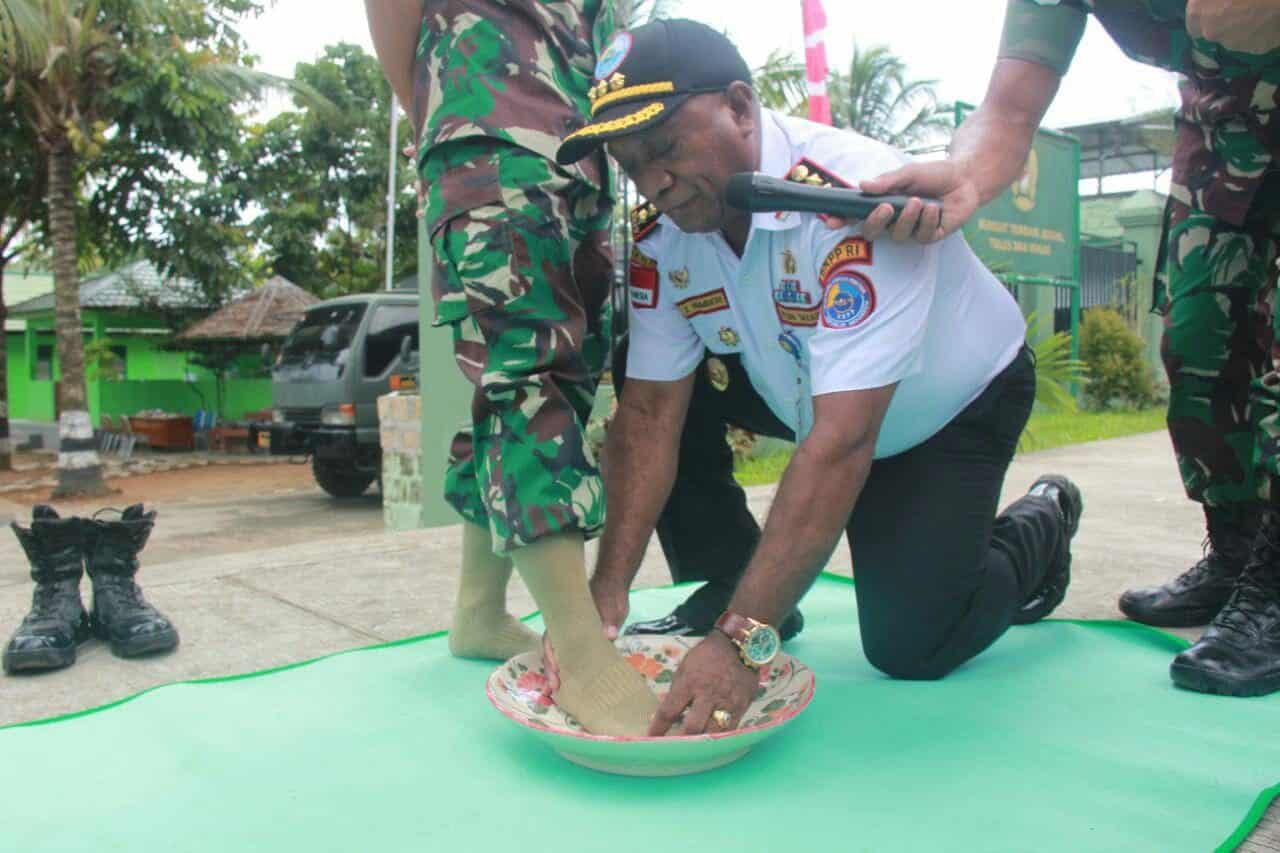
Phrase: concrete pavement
[{"left": 0, "top": 430, "right": 1275, "bottom": 850}]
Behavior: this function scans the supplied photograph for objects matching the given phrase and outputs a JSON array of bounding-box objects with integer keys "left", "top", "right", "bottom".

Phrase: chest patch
[
  {"left": 819, "top": 237, "right": 873, "bottom": 280},
  {"left": 676, "top": 288, "right": 729, "bottom": 319},
  {"left": 772, "top": 279, "right": 813, "bottom": 305},
  {"left": 629, "top": 250, "right": 658, "bottom": 310},
  {"left": 821, "top": 270, "right": 876, "bottom": 330},
  {"left": 776, "top": 304, "right": 820, "bottom": 327}
]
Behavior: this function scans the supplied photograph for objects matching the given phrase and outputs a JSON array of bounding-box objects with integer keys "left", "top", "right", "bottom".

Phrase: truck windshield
[{"left": 280, "top": 304, "right": 367, "bottom": 365}]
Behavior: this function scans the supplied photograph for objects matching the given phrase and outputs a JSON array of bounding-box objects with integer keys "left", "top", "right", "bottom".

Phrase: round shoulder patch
[
  {"left": 594, "top": 32, "right": 633, "bottom": 80},
  {"left": 821, "top": 269, "right": 876, "bottom": 330}
]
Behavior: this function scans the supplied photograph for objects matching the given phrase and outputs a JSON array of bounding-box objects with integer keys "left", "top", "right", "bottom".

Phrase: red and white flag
[{"left": 801, "top": 0, "right": 832, "bottom": 125}]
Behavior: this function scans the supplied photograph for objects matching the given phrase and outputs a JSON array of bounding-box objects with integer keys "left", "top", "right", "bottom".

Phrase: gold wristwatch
[{"left": 713, "top": 611, "right": 781, "bottom": 670}]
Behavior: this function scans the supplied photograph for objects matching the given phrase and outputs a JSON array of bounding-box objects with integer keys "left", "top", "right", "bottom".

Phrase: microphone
[{"left": 724, "top": 172, "right": 926, "bottom": 223}]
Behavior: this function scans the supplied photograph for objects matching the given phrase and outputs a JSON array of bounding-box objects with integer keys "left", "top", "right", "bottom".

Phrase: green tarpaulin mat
[{"left": 2, "top": 574, "right": 1276, "bottom": 852}]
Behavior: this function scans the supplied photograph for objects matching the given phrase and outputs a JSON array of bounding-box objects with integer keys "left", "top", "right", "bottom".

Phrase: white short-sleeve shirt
[{"left": 626, "top": 110, "right": 1026, "bottom": 458}]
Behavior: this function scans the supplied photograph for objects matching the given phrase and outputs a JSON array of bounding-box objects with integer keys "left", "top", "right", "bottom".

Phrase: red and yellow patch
[
  {"left": 819, "top": 237, "right": 873, "bottom": 281},
  {"left": 629, "top": 249, "right": 658, "bottom": 309},
  {"left": 676, "top": 288, "right": 729, "bottom": 319},
  {"left": 775, "top": 303, "right": 819, "bottom": 327}
]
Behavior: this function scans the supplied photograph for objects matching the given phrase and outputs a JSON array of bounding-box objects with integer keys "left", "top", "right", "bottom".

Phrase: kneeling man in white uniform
[{"left": 555, "top": 18, "right": 1084, "bottom": 736}]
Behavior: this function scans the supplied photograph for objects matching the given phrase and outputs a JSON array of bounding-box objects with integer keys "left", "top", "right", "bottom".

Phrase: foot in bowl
[
  {"left": 553, "top": 633, "right": 658, "bottom": 737},
  {"left": 512, "top": 533, "right": 658, "bottom": 736},
  {"left": 448, "top": 612, "right": 540, "bottom": 661}
]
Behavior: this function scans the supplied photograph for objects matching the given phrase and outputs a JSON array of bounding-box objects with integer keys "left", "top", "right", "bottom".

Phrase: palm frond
[
  {"left": 1026, "top": 312, "right": 1087, "bottom": 413},
  {"left": 200, "top": 63, "right": 337, "bottom": 121},
  {"left": 752, "top": 49, "right": 806, "bottom": 113},
  {"left": 1016, "top": 314, "right": 1087, "bottom": 452},
  {"left": 0, "top": 0, "right": 51, "bottom": 71},
  {"left": 832, "top": 38, "right": 948, "bottom": 146}
]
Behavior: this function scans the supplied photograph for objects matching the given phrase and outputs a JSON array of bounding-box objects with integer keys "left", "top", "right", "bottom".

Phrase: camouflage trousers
[
  {"left": 1158, "top": 174, "right": 1280, "bottom": 509},
  {"left": 425, "top": 141, "right": 614, "bottom": 555}
]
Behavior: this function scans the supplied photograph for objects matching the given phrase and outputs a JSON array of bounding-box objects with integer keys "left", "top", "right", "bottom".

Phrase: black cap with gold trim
[{"left": 556, "top": 18, "right": 751, "bottom": 166}]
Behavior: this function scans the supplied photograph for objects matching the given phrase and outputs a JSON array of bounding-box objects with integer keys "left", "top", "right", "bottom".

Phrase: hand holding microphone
[{"left": 725, "top": 167, "right": 960, "bottom": 244}]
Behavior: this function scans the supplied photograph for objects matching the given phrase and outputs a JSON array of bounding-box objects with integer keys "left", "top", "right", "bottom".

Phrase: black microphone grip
[{"left": 724, "top": 172, "right": 928, "bottom": 223}]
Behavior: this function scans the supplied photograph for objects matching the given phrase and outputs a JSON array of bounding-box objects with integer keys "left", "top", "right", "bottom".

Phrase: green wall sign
[{"left": 955, "top": 103, "right": 1081, "bottom": 282}]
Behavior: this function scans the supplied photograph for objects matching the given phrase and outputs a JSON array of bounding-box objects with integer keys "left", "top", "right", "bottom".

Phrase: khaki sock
[
  {"left": 448, "top": 523, "right": 540, "bottom": 661},
  {"left": 512, "top": 533, "right": 657, "bottom": 737}
]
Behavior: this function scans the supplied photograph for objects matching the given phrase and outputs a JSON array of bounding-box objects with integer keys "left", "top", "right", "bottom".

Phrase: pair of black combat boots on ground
[
  {"left": 3, "top": 504, "right": 178, "bottom": 675},
  {"left": 1121, "top": 505, "right": 1280, "bottom": 697}
]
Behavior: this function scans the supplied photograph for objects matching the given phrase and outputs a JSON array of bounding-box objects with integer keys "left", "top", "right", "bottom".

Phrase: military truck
[{"left": 263, "top": 291, "right": 420, "bottom": 497}]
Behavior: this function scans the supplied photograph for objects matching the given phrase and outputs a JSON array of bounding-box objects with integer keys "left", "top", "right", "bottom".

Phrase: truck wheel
[{"left": 312, "top": 459, "right": 375, "bottom": 498}]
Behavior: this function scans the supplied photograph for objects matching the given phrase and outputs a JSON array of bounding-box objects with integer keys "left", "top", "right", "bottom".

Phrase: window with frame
[
  {"left": 34, "top": 345, "right": 53, "bottom": 381},
  {"left": 363, "top": 303, "right": 419, "bottom": 377}
]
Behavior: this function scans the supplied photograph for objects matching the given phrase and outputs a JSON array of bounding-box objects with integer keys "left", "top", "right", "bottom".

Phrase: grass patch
[
  {"left": 734, "top": 451, "right": 794, "bottom": 488},
  {"left": 733, "top": 407, "right": 1165, "bottom": 487},
  {"left": 1018, "top": 407, "right": 1164, "bottom": 452}
]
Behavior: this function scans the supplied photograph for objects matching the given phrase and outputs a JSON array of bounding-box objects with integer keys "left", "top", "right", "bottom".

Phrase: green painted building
[{"left": 7, "top": 261, "right": 271, "bottom": 426}]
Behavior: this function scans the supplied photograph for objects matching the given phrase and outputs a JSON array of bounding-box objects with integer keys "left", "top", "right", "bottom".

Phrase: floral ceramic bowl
[{"left": 486, "top": 635, "right": 815, "bottom": 776}]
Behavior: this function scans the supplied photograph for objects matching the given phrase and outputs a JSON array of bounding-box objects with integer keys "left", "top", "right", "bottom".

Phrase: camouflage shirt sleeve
[
  {"left": 412, "top": 0, "right": 615, "bottom": 186},
  {"left": 998, "top": 0, "right": 1088, "bottom": 75}
]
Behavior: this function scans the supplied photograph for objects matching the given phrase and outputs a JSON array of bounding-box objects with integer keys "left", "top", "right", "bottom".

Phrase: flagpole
[
  {"left": 385, "top": 93, "right": 400, "bottom": 291},
  {"left": 802, "top": 0, "right": 832, "bottom": 126}
]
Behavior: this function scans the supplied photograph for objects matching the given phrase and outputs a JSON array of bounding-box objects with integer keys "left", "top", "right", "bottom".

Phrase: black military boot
[
  {"left": 83, "top": 505, "right": 178, "bottom": 658},
  {"left": 1013, "top": 474, "right": 1084, "bottom": 624},
  {"left": 3, "top": 506, "right": 91, "bottom": 675},
  {"left": 1119, "top": 505, "right": 1257, "bottom": 628},
  {"left": 1170, "top": 510, "right": 1280, "bottom": 697}
]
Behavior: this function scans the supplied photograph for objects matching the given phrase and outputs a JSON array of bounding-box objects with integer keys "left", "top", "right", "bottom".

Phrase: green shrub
[{"left": 1080, "top": 307, "right": 1155, "bottom": 410}]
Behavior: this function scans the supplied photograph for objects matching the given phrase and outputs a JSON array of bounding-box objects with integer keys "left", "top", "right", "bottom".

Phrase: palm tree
[
  {"left": 829, "top": 42, "right": 951, "bottom": 147},
  {"left": 1, "top": 0, "right": 308, "bottom": 497},
  {"left": 753, "top": 49, "right": 808, "bottom": 116},
  {"left": 1, "top": 0, "right": 115, "bottom": 495}
]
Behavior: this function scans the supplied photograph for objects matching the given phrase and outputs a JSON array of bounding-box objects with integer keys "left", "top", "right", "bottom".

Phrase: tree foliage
[
  {"left": 752, "top": 49, "right": 808, "bottom": 116},
  {"left": 748, "top": 39, "right": 951, "bottom": 148},
  {"left": 829, "top": 42, "right": 951, "bottom": 147},
  {"left": 236, "top": 43, "right": 416, "bottom": 298},
  {"left": 0, "top": 0, "right": 299, "bottom": 494}
]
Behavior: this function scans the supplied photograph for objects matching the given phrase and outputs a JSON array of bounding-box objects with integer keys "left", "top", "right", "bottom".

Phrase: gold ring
[{"left": 711, "top": 709, "right": 732, "bottom": 728}]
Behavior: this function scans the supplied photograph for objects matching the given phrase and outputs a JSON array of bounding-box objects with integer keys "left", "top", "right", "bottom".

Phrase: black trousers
[
  {"left": 612, "top": 342, "right": 793, "bottom": 627},
  {"left": 848, "top": 346, "right": 1064, "bottom": 679},
  {"left": 613, "top": 342, "right": 1063, "bottom": 679}
]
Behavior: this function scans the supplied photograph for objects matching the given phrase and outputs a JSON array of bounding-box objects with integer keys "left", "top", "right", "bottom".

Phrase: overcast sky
[
  {"left": 240, "top": 0, "right": 1180, "bottom": 190},
  {"left": 242, "top": 1, "right": 1178, "bottom": 123}
]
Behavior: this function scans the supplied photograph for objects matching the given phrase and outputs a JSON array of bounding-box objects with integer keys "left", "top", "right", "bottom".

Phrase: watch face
[{"left": 744, "top": 625, "right": 780, "bottom": 665}]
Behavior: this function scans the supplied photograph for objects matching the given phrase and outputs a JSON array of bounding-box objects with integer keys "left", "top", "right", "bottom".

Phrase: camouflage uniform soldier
[
  {"left": 366, "top": 1, "right": 659, "bottom": 737},
  {"left": 413, "top": 0, "right": 617, "bottom": 553},
  {"left": 858, "top": 0, "right": 1280, "bottom": 697}
]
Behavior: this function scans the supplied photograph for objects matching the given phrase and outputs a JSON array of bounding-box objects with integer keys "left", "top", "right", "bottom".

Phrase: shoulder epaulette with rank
[
  {"left": 630, "top": 201, "right": 660, "bottom": 241},
  {"left": 785, "top": 158, "right": 852, "bottom": 190}
]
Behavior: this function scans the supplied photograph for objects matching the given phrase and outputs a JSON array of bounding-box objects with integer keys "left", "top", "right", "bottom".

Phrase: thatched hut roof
[{"left": 175, "top": 277, "right": 318, "bottom": 343}]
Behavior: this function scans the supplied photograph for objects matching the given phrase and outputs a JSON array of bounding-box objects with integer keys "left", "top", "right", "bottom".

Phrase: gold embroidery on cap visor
[
  {"left": 590, "top": 81, "right": 675, "bottom": 115},
  {"left": 563, "top": 102, "right": 666, "bottom": 143}
]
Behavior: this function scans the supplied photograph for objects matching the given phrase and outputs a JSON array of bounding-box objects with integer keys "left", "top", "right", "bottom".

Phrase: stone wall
[{"left": 377, "top": 392, "right": 423, "bottom": 531}]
